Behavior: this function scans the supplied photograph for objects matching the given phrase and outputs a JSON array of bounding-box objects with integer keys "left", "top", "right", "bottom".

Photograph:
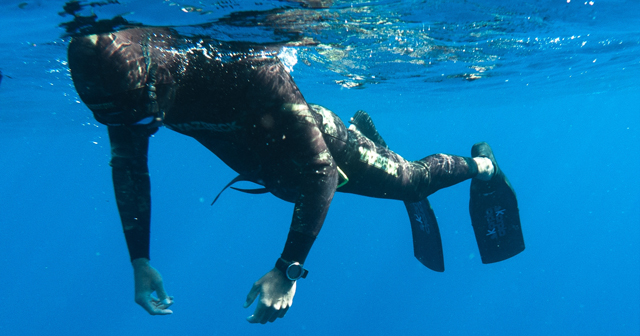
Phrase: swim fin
[
  {"left": 405, "top": 198, "right": 445, "bottom": 272},
  {"left": 350, "top": 111, "right": 444, "bottom": 271},
  {"left": 469, "top": 142, "right": 524, "bottom": 264},
  {"left": 349, "top": 110, "right": 388, "bottom": 149}
]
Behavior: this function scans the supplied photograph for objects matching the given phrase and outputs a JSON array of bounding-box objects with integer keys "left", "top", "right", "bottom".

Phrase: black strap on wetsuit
[{"left": 210, "top": 176, "right": 269, "bottom": 206}]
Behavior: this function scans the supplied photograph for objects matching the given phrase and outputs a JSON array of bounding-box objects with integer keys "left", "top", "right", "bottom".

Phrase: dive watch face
[{"left": 286, "top": 263, "right": 304, "bottom": 280}]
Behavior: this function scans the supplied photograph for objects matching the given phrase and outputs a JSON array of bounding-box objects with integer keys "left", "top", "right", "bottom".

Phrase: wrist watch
[{"left": 275, "top": 258, "right": 309, "bottom": 280}]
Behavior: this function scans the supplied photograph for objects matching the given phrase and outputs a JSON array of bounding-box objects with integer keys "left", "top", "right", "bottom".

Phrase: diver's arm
[
  {"left": 107, "top": 125, "right": 173, "bottom": 315},
  {"left": 281, "top": 146, "right": 338, "bottom": 264},
  {"left": 244, "top": 158, "right": 337, "bottom": 323},
  {"left": 108, "top": 125, "right": 153, "bottom": 261},
  {"left": 245, "top": 119, "right": 338, "bottom": 324}
]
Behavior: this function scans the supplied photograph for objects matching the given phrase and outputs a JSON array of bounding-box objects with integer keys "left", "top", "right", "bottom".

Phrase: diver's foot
[
  {"left": 473, "top": 156, "right": 494, "bottom": 181},
  {"left": 472, "top": 142, "right": 499, "bottom": 181},
  {"left": 471, "top": 141, "right": 512, "bottom": 193}
]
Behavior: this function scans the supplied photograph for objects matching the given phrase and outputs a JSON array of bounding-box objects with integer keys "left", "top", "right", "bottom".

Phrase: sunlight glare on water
[{"left": 1, "top": 0, "right": 638, "bottom": 100}]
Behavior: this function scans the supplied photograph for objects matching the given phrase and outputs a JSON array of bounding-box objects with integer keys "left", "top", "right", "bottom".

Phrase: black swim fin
[
  {"left": 405, "top": 198, "right": 445, "bottom": 272},
  {"left": 350, "top": 111, "right": 444, "bottom": 271},
  {"left": 469, "top": 142, "right": 524, "bottom": 264},
  {"left": 349, "top": 110, "right": 388, "bottom": 149}
]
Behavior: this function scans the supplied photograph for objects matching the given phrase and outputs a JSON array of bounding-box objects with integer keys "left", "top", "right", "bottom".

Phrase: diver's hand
[
  {"left": 132, "top": 258, "right": 174, "bottom": 315},
  {"left": 244, "top": 267, "right": 296, "bottom": 324}
]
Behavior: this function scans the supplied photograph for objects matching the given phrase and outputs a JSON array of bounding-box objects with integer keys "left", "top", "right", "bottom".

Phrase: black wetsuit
[{"left": 68, "top": 27, "right": 478, "bottom": 267}]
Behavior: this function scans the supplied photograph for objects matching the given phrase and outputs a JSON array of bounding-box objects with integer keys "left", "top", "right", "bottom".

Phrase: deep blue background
[{"left": 0, "top": 1, "right": 638, "bottom": 335}]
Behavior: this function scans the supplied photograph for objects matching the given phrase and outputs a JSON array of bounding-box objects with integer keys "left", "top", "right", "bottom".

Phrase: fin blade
[
  {"left": 405, "top": 198, "right": 445, "bottom": 272},
  {"left": 470, "top": 177, "right": 525, "bottom": 264},
  {"left": 350, "top": 110, "right": 388, "bottom": 148}
]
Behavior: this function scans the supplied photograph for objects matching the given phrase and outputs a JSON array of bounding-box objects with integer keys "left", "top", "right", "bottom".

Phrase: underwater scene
[{"left": 0, "top": 1, "right": 638, "bottom": 335}]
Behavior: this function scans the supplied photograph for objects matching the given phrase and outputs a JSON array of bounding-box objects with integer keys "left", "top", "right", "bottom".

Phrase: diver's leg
[{"left": 337, "top": 128, "right": 482, "bottom": 202}]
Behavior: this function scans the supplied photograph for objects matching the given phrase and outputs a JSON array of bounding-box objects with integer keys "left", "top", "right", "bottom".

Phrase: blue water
[{"left": 1, "top": 1, "right": 639, "bottom": 335}]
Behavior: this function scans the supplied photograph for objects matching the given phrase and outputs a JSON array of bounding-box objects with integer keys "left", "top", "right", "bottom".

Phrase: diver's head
[{"left": 68, "top": 28, "right": 177, "bottom": 126}]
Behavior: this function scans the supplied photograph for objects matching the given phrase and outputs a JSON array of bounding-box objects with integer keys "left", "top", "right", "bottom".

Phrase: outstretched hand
[
  {"left": 244, "top": 267, "right": 296, "bottom": 324},
  {"left": 132, "top": 258, "right": 174, "bottom": 315}
]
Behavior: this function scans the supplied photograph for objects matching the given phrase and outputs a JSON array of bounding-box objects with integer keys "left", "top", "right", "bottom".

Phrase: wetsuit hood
[{"left": 68, "top": 28, "right": 178, "bottom": 126}]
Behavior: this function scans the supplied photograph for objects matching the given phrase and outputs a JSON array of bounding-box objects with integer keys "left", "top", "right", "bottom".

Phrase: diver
[{"left": 67, "top": 27, "right": 524, "bottom": 324}]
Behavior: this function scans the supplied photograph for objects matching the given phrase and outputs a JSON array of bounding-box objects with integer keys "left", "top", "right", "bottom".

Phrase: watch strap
[{"left": 275, "top": 257, "right": 308, "bottom": 280}]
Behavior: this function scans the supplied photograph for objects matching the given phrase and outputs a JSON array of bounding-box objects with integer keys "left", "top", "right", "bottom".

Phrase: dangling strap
[
  {"left": 211, "top": 175, "right": 268, "bottom": 206},
  {"left": 213, "top": 165, "right": 349, "bottom": 206},
  {"left": 230, "top": 186, "right": 269, "bottom": 194},
  {"left": 336, "top": 166, "right": 349, "bottom": 189},
  {"left": 140, "top": 33, "right": 165, "bottom": 128}
]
